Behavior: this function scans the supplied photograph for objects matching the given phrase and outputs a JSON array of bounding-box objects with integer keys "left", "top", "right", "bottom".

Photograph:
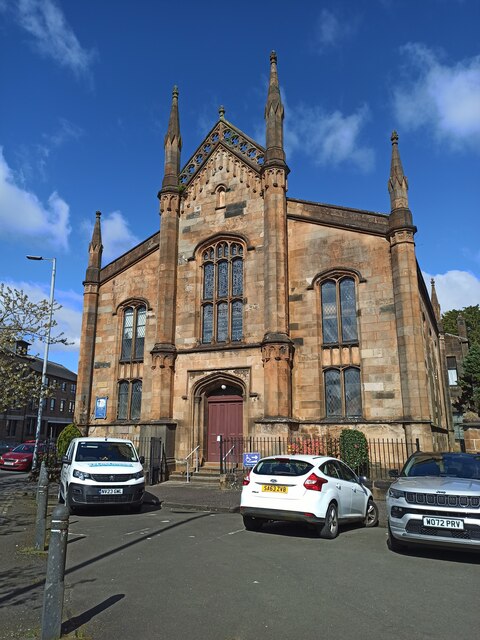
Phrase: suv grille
[
  {"left": 406, "top": 521, "right": 480, "bottom": 540},
  {"left": 90, "top": 473, "right": 135, "bottom": 482},
  {"left": 405, "top": 492, "right": 480, "bottom": 509}
]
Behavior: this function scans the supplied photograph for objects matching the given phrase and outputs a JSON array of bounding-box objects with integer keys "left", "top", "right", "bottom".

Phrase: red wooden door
[{"left": 206, "top": 394, "right": 243, "bottom": 462}]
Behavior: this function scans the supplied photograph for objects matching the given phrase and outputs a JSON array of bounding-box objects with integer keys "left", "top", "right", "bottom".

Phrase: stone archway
[{"left": 192, "top": 374, "right": 245, "bottom": 463}]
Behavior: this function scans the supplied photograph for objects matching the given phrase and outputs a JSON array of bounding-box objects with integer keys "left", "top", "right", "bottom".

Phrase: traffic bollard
[
  {"left": 41, "top": 504, "right": 69, "bottom": 640},
  {"left": 35, "top": 462, "right": 49, "bottom": 550}
]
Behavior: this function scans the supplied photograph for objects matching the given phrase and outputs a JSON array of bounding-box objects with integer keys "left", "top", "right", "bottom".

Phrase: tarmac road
[
  {"left": 1, "top": 473, "right": 479, "bottom": 640},
  {"left": 62, "top": 504, "right": 479, "bottom": 640}
]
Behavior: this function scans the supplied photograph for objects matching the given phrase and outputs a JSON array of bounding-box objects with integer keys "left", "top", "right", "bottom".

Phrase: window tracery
[
  {"left": 120, "top": 304, "right": 146, "bottom": 361},
  {"left": 201, "top": 240, "right": 244, "bottom": 344}
]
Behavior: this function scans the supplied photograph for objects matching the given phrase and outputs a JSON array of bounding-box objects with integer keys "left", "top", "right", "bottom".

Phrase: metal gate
[{"left": 134, "top": 436, "right": 166, "bottom": 485}]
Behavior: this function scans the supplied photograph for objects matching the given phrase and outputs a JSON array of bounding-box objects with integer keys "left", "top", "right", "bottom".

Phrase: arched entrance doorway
[{"left": 206, "top": 384, "right": 243, "bottom": 462}]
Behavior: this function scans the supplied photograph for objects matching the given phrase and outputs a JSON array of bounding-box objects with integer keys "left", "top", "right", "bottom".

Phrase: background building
[
  {"left": 75, "top": 54, "right": 453, "bottom": 470},
  {"left": 0, "top": 340, "right": 77, "bottom": 443}
]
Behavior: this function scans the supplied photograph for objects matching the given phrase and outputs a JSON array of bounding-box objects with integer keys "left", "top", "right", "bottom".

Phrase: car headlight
[
  {"left": 73, "top": 469, "right": 91, "bottom": 481},
  {"left": 388, "top": 487, "right": 405, "bottom": 499},
  {"left": 17, "top": 458, "right": 29, "bottom": 463},
  {"left": 133, "top": 470, "right": 144, "bottom": 480}
]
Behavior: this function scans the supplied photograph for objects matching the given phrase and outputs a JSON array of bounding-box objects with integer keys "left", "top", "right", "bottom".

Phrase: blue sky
[{"left": 1, "top": 0, "right": 479, "bottom": 374}]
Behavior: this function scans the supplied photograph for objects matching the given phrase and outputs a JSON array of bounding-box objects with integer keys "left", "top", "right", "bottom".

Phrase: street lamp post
[{"left": 26, "top": 255, "right": 56, "bottom": 473}]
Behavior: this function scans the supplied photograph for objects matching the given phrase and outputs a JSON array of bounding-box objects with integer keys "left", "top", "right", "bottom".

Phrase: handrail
[
  {"left": 185, "top": 445, "right": 200, "bottom": 483},
  {"left": 222, "top": 444, "right": 235, "bottom": 473}
]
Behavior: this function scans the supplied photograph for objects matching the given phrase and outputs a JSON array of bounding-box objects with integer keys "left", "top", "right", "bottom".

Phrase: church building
[{"left": 75, "top": 53, "right": 453, "bottom": 469}]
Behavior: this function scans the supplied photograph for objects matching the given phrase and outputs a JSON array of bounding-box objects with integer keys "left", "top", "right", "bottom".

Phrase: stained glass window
[
  {"left": 201, "top": 240, "right": 244, "bottom": 344},
  {"left": 117, "top": 381, "right": 129, "bottom": 419},
  {"left": 121, "top": 305, "right": 147, "bottom": 361},
  {"left": 325, "top": 370, "right": 342, "bottom": 417},
  {"left": 321, "top": 281, "right": 338, "bottom": 344},
  {"left": 324, "top": 368, "right": 362, "bottom": 418},
  {"left": 232, "top": 300, "right": 243, "bottom": 341},
  {"left": 135, "top": 306, "right": 146, "bottom": 358},
  {"left": 321, "top": 277, "right": 358, "bottom": 345},
  {"left": 204, "top": 263, "right": 214, "bottom": 300},
  {"left": 217, "top": 302, "right": 228, "bottom": 342},
  {"left": 202, "top": 304, "right": 213, "bottom": 343},
  {"left": 118, "top": 380, "right": 143, "bottom": 420},
  {"left": 217, "top": 261, "right": 228, "bottom": 297},
  {"left": 121, "top": 308, "right": 134, "bottom": 359},
  {"left": 131, "top": 380, "right": 142, "bottom": 419},
  {"left": 232, "top": 259, "right": 243, "bottom": 297},
  {"left": 344, "top": 368, "right": 362, "bottom": 416},
  {"left": 340, "top": 279, "right": 358, "bottom": 342}
]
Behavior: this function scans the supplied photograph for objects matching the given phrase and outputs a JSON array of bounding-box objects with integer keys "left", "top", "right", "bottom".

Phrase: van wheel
[
  {"left": 66, "top": 493, "right": 76, "bottom": 515},
  {"left": 58, "top": 485, "right": 65, "bottom": 504}
]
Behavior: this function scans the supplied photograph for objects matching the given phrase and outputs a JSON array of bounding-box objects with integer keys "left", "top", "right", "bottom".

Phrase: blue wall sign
[
  {"left": 243, "top": 452, "right": 260, "bottom": 467},
  {"left": 94, "top": 396, "right": 108, "bottom": 419}
]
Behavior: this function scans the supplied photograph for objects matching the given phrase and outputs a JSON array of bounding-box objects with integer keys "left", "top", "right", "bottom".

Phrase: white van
[{"left": 59, "top": 437, "right": 145, "bottom": 513}]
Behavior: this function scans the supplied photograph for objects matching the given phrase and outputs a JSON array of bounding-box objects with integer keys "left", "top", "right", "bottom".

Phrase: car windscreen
[
  {"left": 402, "top": 453, "right": 480, "bottom": 480},
  {"left": 253, "top": 458, "right": 313, "bottom": 476},
  {"left": 75, "top": 442, "right": 138, "bottom": 463},
  {"left": 13, "top": 444, "right": 34, "bottom": 453}
]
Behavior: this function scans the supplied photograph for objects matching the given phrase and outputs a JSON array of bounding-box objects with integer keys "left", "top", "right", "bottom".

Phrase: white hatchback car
[{"left": 240, "top": 454, "right": 378, "bottom": 538}]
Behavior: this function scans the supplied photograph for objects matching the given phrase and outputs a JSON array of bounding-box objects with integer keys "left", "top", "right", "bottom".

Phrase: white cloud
[
  {"left": 12, "top": 0, "right": 95, "bottom": 78},
  {"left": 313, "top": 9, "right": 357, "bottom": 52},
  {"left": 285, "top": 103, "right": 374, "bottom": 171},
  {"left": 82, "top": 211, "right": 141, "bottom": 265},
  {"left": 423, "top": 270, "right": 480, "bottom": 312},
  {"left": 394, "top": 43, "right": 480, "bottom": 150},
  {"left": 0, "top": 147, "right": 71, "bottom": 251}
]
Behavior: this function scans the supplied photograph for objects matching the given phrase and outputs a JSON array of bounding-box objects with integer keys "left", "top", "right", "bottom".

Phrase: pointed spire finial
[
  {"left": 430, "top": 278, "right": 441, "bottom": 322},
  {"left": 162, "top": 85, "right": 182, "bottom": 191},
  {"left": 86, "top": 210, "right": 103, "bottom": 279},
  {"left": 264, "top": 50, "right": 286, "bottom": 168},
  {"left": 388, "top": 129, "right": 409, "bottom": 210},
  {"left": 219, "top": 105, "right": 225, "bottom": 119}
]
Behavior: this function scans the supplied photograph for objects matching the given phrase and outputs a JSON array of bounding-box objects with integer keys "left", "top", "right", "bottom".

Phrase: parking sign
[{"left": 243, "top": 452, "right": 260, "bottom": 467}]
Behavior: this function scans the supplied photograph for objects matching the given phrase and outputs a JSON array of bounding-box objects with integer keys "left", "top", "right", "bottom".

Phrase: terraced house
[{"left": 75, "top": 53, "right": 453, "bottom": 472}]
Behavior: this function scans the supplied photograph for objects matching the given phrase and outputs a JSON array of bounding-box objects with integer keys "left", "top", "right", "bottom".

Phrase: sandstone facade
[{"left": 75, "top": 54, "right": 453, "bottom": 467}]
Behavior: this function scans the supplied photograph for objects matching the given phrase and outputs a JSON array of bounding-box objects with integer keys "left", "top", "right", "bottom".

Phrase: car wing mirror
[
  {"left": 388, "top": 469, "right": 399, "bottom": 478},
  {"left": 139, "top": 455, "right": 145, "bottom": 464},
  {"left": 61, "top": 456, "right": 71, "bottom": 465}
]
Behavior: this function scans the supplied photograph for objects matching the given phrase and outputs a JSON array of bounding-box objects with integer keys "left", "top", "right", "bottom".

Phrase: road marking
[
  {"left": 228, "top": 529, "right": 244, "bottom": 536},
  {"left": 125, "top": 528, "right": 150, "bottom": 536}
]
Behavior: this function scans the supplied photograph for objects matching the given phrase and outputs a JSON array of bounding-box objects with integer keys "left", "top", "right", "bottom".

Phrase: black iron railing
[{"left": 218, "top": 435, "right": 420, "bottom": 480}]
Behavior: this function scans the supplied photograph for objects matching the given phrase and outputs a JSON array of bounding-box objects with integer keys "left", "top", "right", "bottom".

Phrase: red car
[{"left": 0, "top": 442, "right": 43, "bottom": 471}]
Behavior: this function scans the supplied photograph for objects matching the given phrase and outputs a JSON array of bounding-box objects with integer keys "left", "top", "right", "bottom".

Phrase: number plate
[
  {"left": 4, "top": 461, "right": 14, "bottom": 466},
  {"left": 99, "top": 488, "right": 123, "bottom": 495},
  {"left": 262, "top": 485, "right": 288, "bottom": 494},
  {"left": 423, "top": 516, "right": 464, "bottom": 530}
]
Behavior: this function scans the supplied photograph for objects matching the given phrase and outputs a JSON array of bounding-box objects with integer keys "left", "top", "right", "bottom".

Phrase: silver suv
[{"left": 387, "top": 452, "right": 480, "bottom": 552}]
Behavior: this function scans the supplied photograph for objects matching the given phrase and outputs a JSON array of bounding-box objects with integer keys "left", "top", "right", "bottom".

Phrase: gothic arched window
[
  {"left": 321, "top": 277, "right": 358, "bottom": 345},
  {"left": 201, "top": 240, "right": 244, "bottom": 344},
  {"left": 117, "top": 379, "right": 142, "bottom": 420},
  {"left": 325, "top": 367, "right": 362, "bottom": 418},
  {"left": 120, "top": 304, "right": 146, "bottom": 361}
]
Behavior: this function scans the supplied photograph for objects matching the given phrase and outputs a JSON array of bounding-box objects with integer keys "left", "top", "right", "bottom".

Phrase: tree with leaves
[
  {"left": 0, "top": 284, "right": 68, "bottom": 414},
  {"left": 454, "top": 343, "right": 480, "bottom": 416},
  {"left": 442, "top": 305, "right": 480, "bottom": 346}
]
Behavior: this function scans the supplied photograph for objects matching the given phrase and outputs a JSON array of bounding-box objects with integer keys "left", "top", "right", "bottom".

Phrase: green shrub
[
  {"left": 339, "top": 428, "right": 369, "bottom": 476},
  {"left": 57, "top": 423, "right": 82, "bottom": 459}
]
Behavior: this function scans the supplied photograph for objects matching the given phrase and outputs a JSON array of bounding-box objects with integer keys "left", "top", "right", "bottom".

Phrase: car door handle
[{"left": 336, "top": 483, "right": 341, "bottom": 489}]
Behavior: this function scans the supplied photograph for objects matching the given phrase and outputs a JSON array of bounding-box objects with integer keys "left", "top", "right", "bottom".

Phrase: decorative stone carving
[
  {"left": 262, "top": 167, "right": 286, "bottom": 191},
  {"left": 179, "top": 121, "right": 264, "bottom": 187},
  {"left": 261, "top": 342, "right": 294, "bottom": 366}
]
